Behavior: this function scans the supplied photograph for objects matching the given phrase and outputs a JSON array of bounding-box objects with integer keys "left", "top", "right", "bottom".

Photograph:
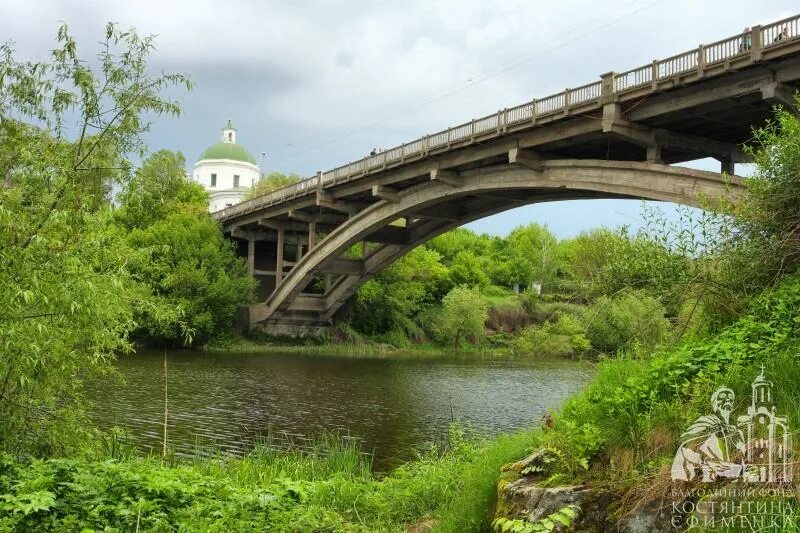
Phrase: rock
[
  {"left": 497, "top": 477, "right": 615, "bottom": 531},
  {"left": 503, "top": 448, "right": 561, "bottom": 476},
  {"left": 617, "top": 499, "right": 674, "bottom": 533}
]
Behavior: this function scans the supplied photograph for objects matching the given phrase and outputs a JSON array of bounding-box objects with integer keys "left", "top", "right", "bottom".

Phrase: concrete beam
[
  {"left": 761, "top": 81, "right": 798, "bottom": 111},
  {"left": 430, "top": 168, "right": 461, "bottom": 187},
  {"left": 602, "top": 103, "right": 747, "bottom": 162},
  {"left": 316, "top": 190, "right": 359, "bottom": 214},
  {"left": 626, "top": 62, "right": 800, "bottom": 122},
  {"left": 287, "top": 209, "right": 313, "bottom": 222},
  {"left": 372, "top": 184, "right": 400, "bottom": 202},
  {"left": 288, "top": 209, "right": 347, "bottom": 225},
  {"left": 319, "top": 258, "right": 365, "bottom": 275},
  {"left": 412, "top": 203, "right": 468, "bottom": 222},
  {"left": 258, "top": 218, "right": 308, "bottom": 233},
  {"left": 364, "top": 225, "right": 410, "bottom": 245},
  {"left": 508, "top": 147, "right": 542, "bottom": 170},
  {"left": 230, "top": 228, "right": 272, "bottom": 241}
]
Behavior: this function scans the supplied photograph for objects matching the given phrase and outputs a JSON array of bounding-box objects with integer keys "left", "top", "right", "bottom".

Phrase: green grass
[
  {"left": 491, "top": 273, "right": 800, "bottom": 527},
  {"left": 0, "top": 426, "right": 541, "bottom": 532},
  {"left": 480, "top": 285, "right": 519, "bottom": 306}
]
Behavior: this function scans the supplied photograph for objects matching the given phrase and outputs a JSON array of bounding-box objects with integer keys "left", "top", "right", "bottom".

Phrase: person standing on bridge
[
  {"left": 740, "top": 27, "right": 751, "bottom": 52},
  {"left": 775, "top": 25, "right": 789, "bottom": 43}
]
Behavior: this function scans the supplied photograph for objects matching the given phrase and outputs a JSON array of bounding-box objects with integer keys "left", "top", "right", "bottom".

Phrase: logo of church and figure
[{"left": 671, "top": 367, "right": 792, "bottom": 483}]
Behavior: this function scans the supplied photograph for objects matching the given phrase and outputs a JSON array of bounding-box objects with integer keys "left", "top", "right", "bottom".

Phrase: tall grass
[{"left": 194, "top": 431, "right": 372, "bottom": 486}]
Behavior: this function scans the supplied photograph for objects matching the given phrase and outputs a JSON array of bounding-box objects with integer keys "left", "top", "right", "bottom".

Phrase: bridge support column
[
  {"left": 720, "top": 158, "right": 734, "bottom": 176},
  {"left": 276, "top": 228, "right": 284, "bottom": 286},
  {"left": 308, "top": 221, "right": 316, "bottom": 249},
  {"left": 646, "top": 145, "right": 663, "bottom": 163},
  {"left": 247, "top": 238, "right": 255, "bottom": 276}
]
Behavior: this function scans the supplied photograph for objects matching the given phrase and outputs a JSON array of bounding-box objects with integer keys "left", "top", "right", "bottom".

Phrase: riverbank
[
  {"left": 491, "top": 274, "right": 800, "bottom": 530},
  {"left": 208, "top": 334, "right": 519, "bottom": 359},
  {"left": 0, "top": 426, "right": 539, "bottom": 532}
]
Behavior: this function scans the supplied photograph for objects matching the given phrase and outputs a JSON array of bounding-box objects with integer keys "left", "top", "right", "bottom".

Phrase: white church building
[{"left": 192, "top": 120, "right": 260, "bottom": 212}]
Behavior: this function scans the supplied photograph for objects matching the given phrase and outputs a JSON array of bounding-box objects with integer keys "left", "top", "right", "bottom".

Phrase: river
[{"left": 88, "top": 350, "right": 592, "bottom": 470}]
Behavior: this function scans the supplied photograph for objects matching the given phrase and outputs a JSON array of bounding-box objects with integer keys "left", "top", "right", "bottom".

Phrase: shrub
[
  {"left": 487, "top": 304, "right": 531, "bottom": 333},
  {"left": 512, "top": 315, "right": 590, "bottom": 357},
  {"left": 439, "top": 286, "right": 489, "bottom": 348},
  {"left": 583, "top": 291, "right": 670, "bottom": 354}
]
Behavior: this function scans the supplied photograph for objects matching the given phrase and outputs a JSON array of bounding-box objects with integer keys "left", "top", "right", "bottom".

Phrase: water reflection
[{"left": 88, "top": 350, "right": 592, "bottom": 470}]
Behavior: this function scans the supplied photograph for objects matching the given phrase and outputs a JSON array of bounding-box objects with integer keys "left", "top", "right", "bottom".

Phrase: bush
[
  {"left": 583, "top": 291, "right": 670, "bottom": 354},
  {"left": 439, "top": 286, "right": 489, "bottom": 348},
  {"left": 512, "top": 315, "right": 590, "bottom": 357},
  {"left": 536, "top": 274, "right": 800, "bottom": 482},
  {"left": 487, "top": 304, "right": 531, "bottom": 333}
]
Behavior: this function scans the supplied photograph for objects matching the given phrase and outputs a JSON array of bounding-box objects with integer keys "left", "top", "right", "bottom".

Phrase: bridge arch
[{"left": 248, "top": 160, "right": 742, "bottom": 328}]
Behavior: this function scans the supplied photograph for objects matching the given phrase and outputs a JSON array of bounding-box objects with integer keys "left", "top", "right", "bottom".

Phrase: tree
[
  {"left": 502, "top": 223, "right": 559, "bottom": 291},
  {"left": 439, "top": 286, "right": 488, "bottom": 348},
  {"left": 428, "top": 228, "right": 492, "bottom": 262},
  {"left": 583, "top": 291, "right": 670, "bottom": 354},
  {"left": 244, "top": 171, "right": 303, "bottom": 199},
  {"left": 740, "top": 97, "right": 800, "bottom": 277},
  {"left": 448, "top": 250, "right": 490, "bottom": 287},
  {"left": 115, "top": 151, "right": 254, "bottom": 346},
  {"left": 0, "top": 24, "right": 190, "bottom": 453},
  {"left": 125, "top": 208, "right": 254, "bottom": 346},
  {"left": 115, "top": 150, "right": 208, "bottom": 229},
  {"left": 350, "top": 246, "right": 449, "bottom": 336},
  {"left": 512, "top": 315, "right": 590, "bottom": 357}
]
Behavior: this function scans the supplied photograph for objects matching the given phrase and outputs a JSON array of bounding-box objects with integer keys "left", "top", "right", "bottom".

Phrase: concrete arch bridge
[{"left": 214, "top": 15, "right": 800, "bottom": 333}]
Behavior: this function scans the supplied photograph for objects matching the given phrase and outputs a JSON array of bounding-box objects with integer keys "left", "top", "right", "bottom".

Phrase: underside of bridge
[{"left": 218, "top": 32, "right": 800, "bottom": 334}]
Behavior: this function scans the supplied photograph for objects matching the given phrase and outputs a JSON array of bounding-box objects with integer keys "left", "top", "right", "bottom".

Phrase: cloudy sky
[{"left": 2, "top": 0, "right": 796, "bottom": 237}]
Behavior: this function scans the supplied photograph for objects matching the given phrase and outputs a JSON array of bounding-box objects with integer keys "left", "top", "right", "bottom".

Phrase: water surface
[{"left": 89, "top": 350, "right": 592, "bottom": 469}]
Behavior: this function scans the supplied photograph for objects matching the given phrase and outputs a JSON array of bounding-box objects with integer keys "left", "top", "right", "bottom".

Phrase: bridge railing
[
  {"left": 215, "top": 13, "right": 800, "bottom": 222},
  {"left": 704, "top": 34, "right": 747, "bottom": 64},
  {"left": 762, "top": 15, "right": 799, "bottom": 48}
]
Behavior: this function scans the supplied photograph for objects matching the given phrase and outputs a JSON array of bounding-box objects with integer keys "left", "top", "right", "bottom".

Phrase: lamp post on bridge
[{"left": 259, "top": 151, "right": 266, "bottom": 181}]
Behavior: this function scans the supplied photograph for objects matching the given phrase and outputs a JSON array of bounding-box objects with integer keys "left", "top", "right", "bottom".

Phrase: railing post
[
  {"left": 697, "top": 44, "right": 706, "bottom": 76},
  {"left": 600, "top": 72, "right": 616, "bottom": 104},
  {"left": 751, "top": 25, "right": 763, "bottom": 62},
  {"left": 316, "top": 170, "right": 322, "bottom": 194},
  {"left": 503, "top": 108, "right": 508, "bottom": 132},
  {"left": 563, "top": 88, "right": 571, "bottom": 114},
  {"left": 651, "top": 60, "right": 659, "bottom": 89},
  {"left": 531, "top": 98, "right": 537, "bottom": 125}
]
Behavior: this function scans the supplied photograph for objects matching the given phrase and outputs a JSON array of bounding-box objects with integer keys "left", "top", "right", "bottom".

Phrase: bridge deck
[{"left": 216, "top": 14, "right": 800, "bottom": 226}]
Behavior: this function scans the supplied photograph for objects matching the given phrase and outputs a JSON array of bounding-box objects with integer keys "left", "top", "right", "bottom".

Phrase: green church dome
[
  {"left": 199, "top": 142, "right": 257, "bottom": 165},
  {"left": 198, "top": 120, "right": 257, "bottom": 165}
]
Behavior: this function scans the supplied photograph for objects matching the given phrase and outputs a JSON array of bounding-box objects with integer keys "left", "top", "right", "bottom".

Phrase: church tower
[{"left": 192, "top": 119, "right": 260, "bottom": 213}]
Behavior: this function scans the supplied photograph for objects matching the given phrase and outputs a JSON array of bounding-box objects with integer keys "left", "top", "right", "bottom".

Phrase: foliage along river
[{"left": 88, "top": 350, "right": 593, "bottom": 470}]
